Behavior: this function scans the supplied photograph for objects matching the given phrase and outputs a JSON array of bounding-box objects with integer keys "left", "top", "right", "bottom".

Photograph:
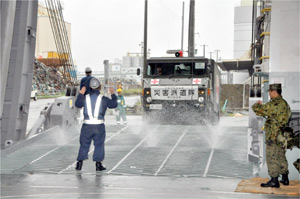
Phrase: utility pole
[
  {"left": 181, "top": 1, "right": 185, "bottom": 51},
  {"left": 139, "top": 41, "right": 144, "bottom": 74},
  {"left": 143, "top": 0, "right": 148, "bottom": 73},
  {"left": 200, "top": 45, "right": 208, "bottom": 57},
  {"left": 209, "top": 51, "right": 214, "bottom": 59},
  {"left": 139, "top": 41, "right": 144, "bottom": 55},
  {"left": 104, "top": 60, "right": 109, "bottom": 96},
  {"left": 188, "top": 0, "right": 195, "bottom": 57},
  {"left": 215, "top": 49, "right": 220, "bottom": 62}
]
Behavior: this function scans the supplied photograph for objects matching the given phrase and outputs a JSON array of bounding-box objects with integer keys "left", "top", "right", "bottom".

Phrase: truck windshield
[{"left": 146, "top": 62, "right": 206, "bottom": 77}]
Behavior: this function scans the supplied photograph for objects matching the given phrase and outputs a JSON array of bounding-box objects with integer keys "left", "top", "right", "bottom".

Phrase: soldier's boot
[
  {"left": 280, "top": 174, "right": 289, "bottom": 185},
  {"left": 96, "top": 162, "right": 106, "bottom": 171},
  {"left": 75, "top": 161, "right": 83, "bottom": 171},
  {"left": 261, "top": 177, "right": 280, "bottom": 188}
]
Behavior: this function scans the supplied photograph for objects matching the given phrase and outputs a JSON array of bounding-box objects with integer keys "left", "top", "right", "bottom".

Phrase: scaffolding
[{"left": 43, "top": 0, "right": 76, "bottom": 83}]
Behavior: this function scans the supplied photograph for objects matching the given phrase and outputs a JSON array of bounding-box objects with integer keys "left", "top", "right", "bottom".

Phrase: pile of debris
[{"left": 32, "top": 60, "right": 75, "bottom": 95}]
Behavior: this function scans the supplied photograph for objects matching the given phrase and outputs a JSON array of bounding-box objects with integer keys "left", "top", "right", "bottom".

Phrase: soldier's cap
[
  {"left": 269, "top": 83, "right": 281, "bottom": 91},
  {"left": 89, "top": 78, "right": 101, "bottom": 89},
  {"left": 85, "top": 67, "right": 92, "bottom": 73}
]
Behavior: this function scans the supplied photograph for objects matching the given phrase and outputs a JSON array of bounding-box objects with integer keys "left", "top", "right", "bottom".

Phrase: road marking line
[
  {"left": 29, "top": 148, "right": 60, "bottom": 165},
  {"left": 28, "top": 136, "right": 79, "bottom": 165},
  {"left": 87, "top": 125, "right": 129, "bottom": 156},
  {"left": 154, "top": 130, "right": 187, "bottom": 176},
  {"left": 58, "top": 126, "right": 128, "bottom": 174},
  {"left": 203, "top": 149, "right": 214, "bottom": 177},
  {"left": 105, "top": 126, "right": 128, "bottom": 143},
  {"left": 107, "top": 129, "right": 154, "bottom": 174},
  {"left": 30, "top": 185, "right": 79, "bottom": 189}
]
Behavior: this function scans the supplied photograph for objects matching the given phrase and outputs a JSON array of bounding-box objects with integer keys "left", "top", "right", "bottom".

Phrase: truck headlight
[
  {"left": 198, "top": 97, "right": 204, "bottom": 103},
  {"left": 146, "top": 97, "right": 152, "bottom": 103}
]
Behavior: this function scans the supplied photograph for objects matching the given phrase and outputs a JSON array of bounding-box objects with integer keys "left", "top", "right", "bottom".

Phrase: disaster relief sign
[{"left": 151, "top": 86, "right": 198, "bottom": 100}]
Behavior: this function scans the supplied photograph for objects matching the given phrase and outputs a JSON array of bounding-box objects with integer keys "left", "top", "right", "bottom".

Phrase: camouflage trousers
[{"left": 266, "top": 143, "right": 289, "bottom": 177}]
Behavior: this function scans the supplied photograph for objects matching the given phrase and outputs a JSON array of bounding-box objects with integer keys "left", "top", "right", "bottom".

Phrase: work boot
[
  {"left": 261, "top": 177, "right": 280, "bottom": 188},
  {"left": 75, "top": 161, "right": 83, "bottom": 171},
  {"left": 96, "top": 162, "right": 106, "bottom": 171},
  {"left": 280, "top": 174, "right": 289, "bottom": 185}
]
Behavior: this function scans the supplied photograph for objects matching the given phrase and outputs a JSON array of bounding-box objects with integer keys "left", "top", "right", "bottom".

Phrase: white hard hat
[{"left": 85, "top": 67, "right": 92, "bottom": 73}]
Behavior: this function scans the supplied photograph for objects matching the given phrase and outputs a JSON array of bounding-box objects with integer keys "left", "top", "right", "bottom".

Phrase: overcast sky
[{"left": 60, "top": 0, "right": 241, "bottom": 72}]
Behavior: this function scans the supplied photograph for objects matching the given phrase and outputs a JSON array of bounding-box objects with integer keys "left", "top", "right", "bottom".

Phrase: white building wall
[
  {"left": 111, "top": 64, "right": 121, "bottom": 72},
  {"left": 132, "top": 56, "right": 142, "bottom": 68},
  {"left": 232, "top": 71, "right": 250, "bottom": 84},
  {"left": 233, "top": 5, "right": 252, "bottom": 59},
  {"left": 122, "top": 56, "right": 131, "bottom": 68},
  {"left": 269, "top": 1, "right": 299, "bottom": 73},
  {"left": 231, "top": 1, "right": 253, "bottom": 84},
  {"left": 269, "top": 1, "right": 300, "bottom": 111},
  {"left": 35, "top": 16, "right": 71, "bottom": 58}
]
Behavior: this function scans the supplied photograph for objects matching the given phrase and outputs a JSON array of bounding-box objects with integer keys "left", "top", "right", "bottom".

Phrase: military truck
[{"left": 137, "top": 57, "right": 221, "bottom": 124}]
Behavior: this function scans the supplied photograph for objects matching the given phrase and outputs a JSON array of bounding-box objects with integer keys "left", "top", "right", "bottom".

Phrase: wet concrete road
[
  {"left": 1, "top": 113, "right": 299, "bottom": 198},
  {"left": 4, "top": 116, "right": 252, "bottom": 177}
]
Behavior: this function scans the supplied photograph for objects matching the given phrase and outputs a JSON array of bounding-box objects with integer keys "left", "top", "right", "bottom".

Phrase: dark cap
[
  {"left": 85, "top": 67, "right": 92, "bottom": 73},
  {"left": 89, "top": 78, "right": 101, "bottom": 89},
  {"left": 269, "top": 83, "right": 281, "bottom": 90}
]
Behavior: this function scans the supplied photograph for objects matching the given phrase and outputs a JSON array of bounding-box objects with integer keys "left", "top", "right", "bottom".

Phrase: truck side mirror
[{"left": 137, "top": 68, "right": 141, "bottom": 76}]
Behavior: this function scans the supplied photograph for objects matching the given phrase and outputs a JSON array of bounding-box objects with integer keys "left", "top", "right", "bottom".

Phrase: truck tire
[{"left": 34, "top": 94, "right": 37, "bottom": 101}]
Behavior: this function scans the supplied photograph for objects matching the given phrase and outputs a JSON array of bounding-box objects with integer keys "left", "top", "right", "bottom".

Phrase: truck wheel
[{"left": 34, "top": 94, "right": 37, "bottom": 101}]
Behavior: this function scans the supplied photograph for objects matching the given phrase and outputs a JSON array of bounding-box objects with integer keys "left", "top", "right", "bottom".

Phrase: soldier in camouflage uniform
[{"left": 252, "top": 84, "right": 291, "bottom": 188}]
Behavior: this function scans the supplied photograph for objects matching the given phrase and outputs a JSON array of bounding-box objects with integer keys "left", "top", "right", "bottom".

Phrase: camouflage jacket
[{"left": 252, "top": 96, "right": 291, "bottom": 143}]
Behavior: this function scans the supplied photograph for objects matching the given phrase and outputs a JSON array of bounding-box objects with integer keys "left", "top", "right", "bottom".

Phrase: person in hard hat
[
  {"left": 75, "top": 77, "right": 117, "bottom": 171},
  {"left": 252, "top": 83, "right": 291, "bottom": 188},
  {"left": 116, "top": 88, "right": 127, "bottom": 125},
  {"left": 80, "top": 67, "right": 94, "bottom": 95}
]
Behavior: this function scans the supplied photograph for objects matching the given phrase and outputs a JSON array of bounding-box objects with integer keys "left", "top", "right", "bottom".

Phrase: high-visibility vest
[{"left": 84, "top": 94, "right": 104, "bottom": 124}]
